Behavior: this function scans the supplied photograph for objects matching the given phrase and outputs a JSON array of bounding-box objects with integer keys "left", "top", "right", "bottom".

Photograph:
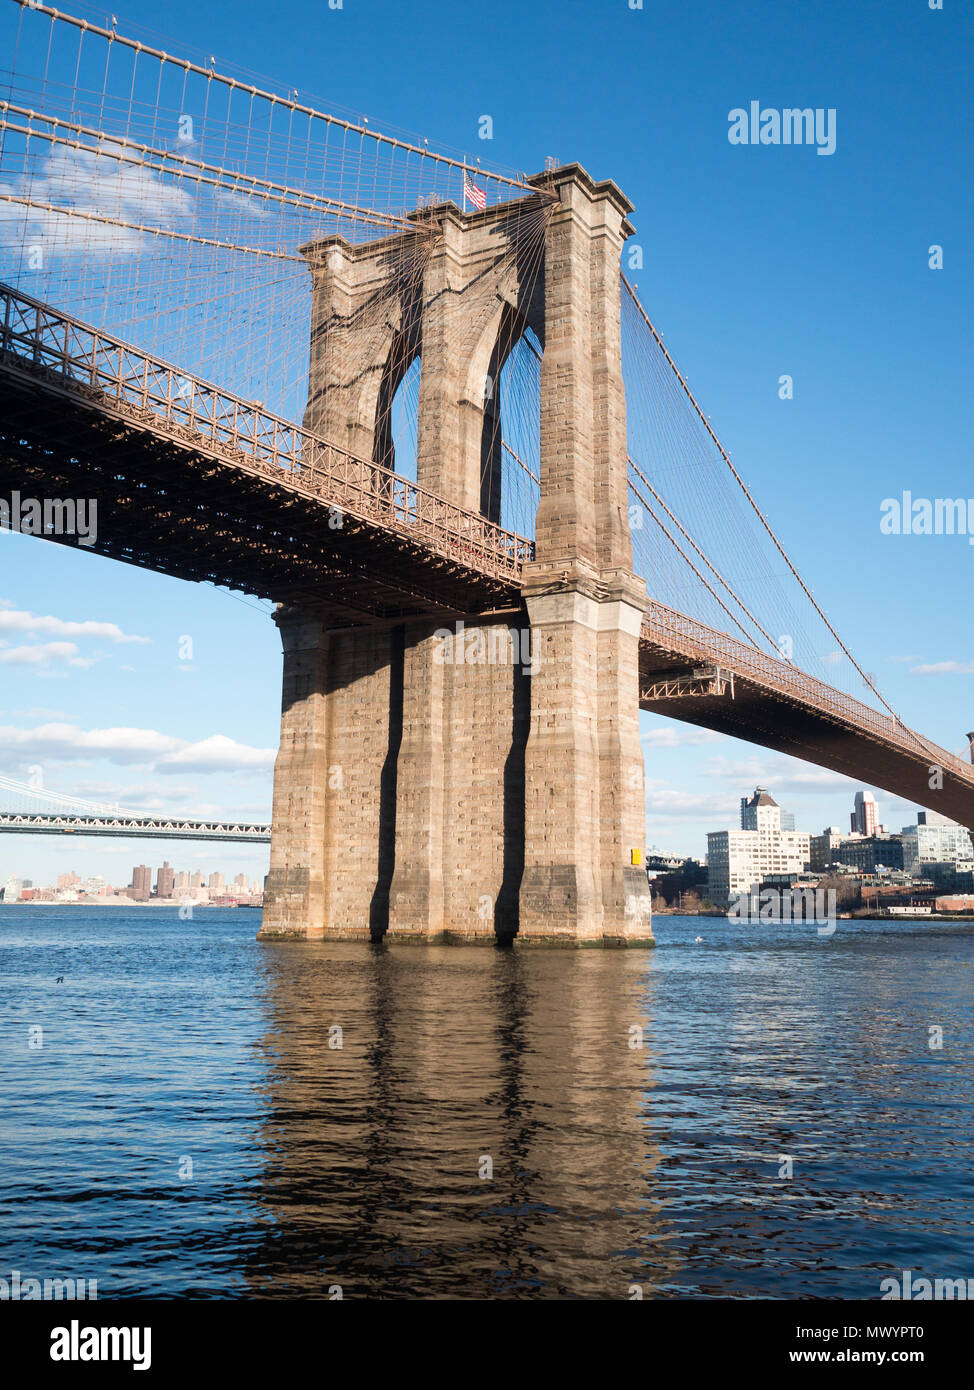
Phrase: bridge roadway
[
  {"left": 3, "top": 281, "right": 973, "bottom": 830},
  {"left": 0, "top": 812, "right": 270, "bottom": 842}
]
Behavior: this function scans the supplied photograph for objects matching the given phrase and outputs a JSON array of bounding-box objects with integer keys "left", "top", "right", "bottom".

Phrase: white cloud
[
  {"left": 0, "top": 608, "right": 149, "bottom": 644},
  {"left": 644, "top": 786, "right": 735, "bottom": 819},
  {"left": 64, "top": 778, "right": 269, "bottom": 819},
  {"left": 0, "top": 722, "right": 274, "bottom": 776},
  {"left": 0, "top": 641, "right": 94, "bottom": 669},
  {"left": 0, "top": 141, "right": 196, "bottom": 258},
  {"left": 910, "top": 660, "right": 974, "bottom": 675},
  {"left": 158, "top": 734, "right": 275, "bottom": 774},
  {"left": 702, "top": 752, "right": 859, "bottom": 797},
  {"left": 0, "top": 723, "right": 181, "bottom": 763},
  {"left": 1, "top": 138, "right": 268, "bottom": 267},
  {"left": 68, "top": 778, "right": 201, "bottom": 810}
]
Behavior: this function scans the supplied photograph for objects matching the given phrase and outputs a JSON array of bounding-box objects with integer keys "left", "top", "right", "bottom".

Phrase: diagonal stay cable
[
  {"left": 627, "top": 452, "right": 783, "bottom": 658},
  {"left": 621, "top": 272, "right": 906, "bottom": 727},
  {"left": 627, "top": 473, "right": 768, "bottom": 652}
]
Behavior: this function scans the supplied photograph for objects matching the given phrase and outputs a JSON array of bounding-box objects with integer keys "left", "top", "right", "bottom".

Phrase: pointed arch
[
  {"left": 372, "top": 326, "right": 420, "bottom": 473},
  {"left": 460, "top": 295, "right": 543, "bottom": 532}
]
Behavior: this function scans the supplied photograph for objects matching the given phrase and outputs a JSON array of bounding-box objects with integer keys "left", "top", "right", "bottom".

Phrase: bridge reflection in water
[
  {"left": 246, "top": 943, "right": 668, "bottom": 1298},
  {"left": 243, "top": 924, "right": 974, "bottom": 1299}
]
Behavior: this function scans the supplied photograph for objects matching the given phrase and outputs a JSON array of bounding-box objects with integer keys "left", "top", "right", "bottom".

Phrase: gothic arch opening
[
  {"left": 484, "top": 310, "right": 542, "bottom": 538},
  {"left": 373, "top": 329, "right": 420, "bottom": 480}
]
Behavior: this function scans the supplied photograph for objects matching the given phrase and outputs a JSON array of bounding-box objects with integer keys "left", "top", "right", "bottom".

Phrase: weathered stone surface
[{"left": 259, "top": 615, "right": 395, "bottom": 941}]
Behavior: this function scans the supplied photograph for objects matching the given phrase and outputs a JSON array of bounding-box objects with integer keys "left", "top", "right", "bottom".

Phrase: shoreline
[
  {"left": 653, "top": 905, "right": 974, "bottom": 922},
  {"left": 0, "top": 901, "right": 262, "bottom": 909}
]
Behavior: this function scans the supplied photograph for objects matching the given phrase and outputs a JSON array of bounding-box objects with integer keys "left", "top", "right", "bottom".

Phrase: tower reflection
[{"left": 247, "top": 943, "right": 673, "bottom": 1298}]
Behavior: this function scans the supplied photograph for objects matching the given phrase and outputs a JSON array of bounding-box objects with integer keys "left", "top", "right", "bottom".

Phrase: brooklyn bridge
[{"left": 1, "top": 1, "right": 972, "bottom": 946}]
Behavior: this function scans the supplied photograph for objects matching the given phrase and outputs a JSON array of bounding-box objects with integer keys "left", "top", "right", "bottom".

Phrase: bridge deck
[
  {"left": 0, "top": 812, "right": 270, "bottom": 842},
  {"left": 0, "top": 283, "right": 530, "bottom": 625},
  {"left": 3, "top": 283, "right": 973, "bottom": 830},
  {"left": 641, "top": 606, "right": 974, "bottom": 828}
]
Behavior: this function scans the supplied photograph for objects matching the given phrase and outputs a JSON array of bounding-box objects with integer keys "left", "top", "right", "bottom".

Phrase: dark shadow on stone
[
  {"left": 370, "top": 625, "right": 404, "bottom": 941},
  {"left": 495, "top": 624, "right": 530, "bottom": 944}
]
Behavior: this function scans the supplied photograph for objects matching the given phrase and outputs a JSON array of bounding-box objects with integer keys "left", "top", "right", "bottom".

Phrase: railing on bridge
[
  {"left": 642, "top": 601, "right": 974, "bottom": 781},
  {"left": 0, "top": 281, "right": 534, "bottom": 586}
]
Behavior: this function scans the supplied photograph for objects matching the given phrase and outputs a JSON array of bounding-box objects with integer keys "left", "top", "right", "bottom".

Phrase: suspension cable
[{"left": 621, "top": 272, "right": 903, "bottom": 725}]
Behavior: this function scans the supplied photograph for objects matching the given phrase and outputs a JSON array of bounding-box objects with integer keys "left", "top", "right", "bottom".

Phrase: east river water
[{"left": 0, "top": 907, "right": 971, "bottom": 1299}]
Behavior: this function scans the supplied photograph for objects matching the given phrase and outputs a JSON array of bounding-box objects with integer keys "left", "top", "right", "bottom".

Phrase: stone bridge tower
[{"left": 259, "top": 164, "right": 654, "bottom": 946}]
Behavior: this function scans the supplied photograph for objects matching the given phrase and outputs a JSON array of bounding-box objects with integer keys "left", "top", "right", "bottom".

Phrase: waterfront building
[
  {"left": 921, "top": 861, "right": 974, "bottom": 892},
  {"left": 130, "top": 865, "right": 152, "bottom": 901},
  {"left": 156, "top": 862, "right": 175, "bottom": 898},
  {"left": 834, "top": 835, "right": 905, "bottom": 874},
  {"left": 708, "top": 789, "right": 811, "bottom": 907},
  {"left": 810, "top": 826, "right": 845, "bottom": 871},
  {"left": 900, "top": 813, "right": 973, "bottom": 873},
  {"left": 2, "top": 874, "right": 23, "bottom": 902}
]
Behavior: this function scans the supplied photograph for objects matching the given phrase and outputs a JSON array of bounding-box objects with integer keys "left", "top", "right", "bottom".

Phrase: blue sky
[{"left": 1, "top": 0, "right": 972, "bottom": 884}]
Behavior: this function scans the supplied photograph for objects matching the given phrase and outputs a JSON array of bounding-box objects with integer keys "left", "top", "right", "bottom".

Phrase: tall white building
[
  {"left": 708, "top": 789, "right": 811, "bottom": 906},
  {"left": 2, "top": 874, "right": 23, "bottom": 903},
  {"left": 740, "top": 787, "right": 780, "bottom": 832},
  {"left": 741, "top": 787, "right": 796, "bottom": 832},
  {"left": 851, "top": 790, "right": 879, "bottom": 836}
]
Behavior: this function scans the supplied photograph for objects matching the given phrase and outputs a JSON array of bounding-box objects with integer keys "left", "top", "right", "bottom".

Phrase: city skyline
[{"left": 2, "top": 857, "right": 264, "bottom": 904}]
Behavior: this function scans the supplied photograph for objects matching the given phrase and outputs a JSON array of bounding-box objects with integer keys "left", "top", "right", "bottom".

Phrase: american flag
[{"left": 463, "top": 175, "right": 486, "bottom": 210}]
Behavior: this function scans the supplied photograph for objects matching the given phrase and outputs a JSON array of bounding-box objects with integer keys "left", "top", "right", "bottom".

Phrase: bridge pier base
[
  {"left": 260, "top": 609, "right": 534, "bottom": 944},
  {"left": 259, "top": 612, "right": 392, "bottom": 941},
  {"left": 516, "top": 565, "right": 654, "bottom": 947},
  {"left": 260, "top": 591, "right": 653, "bottom": 946},
  {"left": 383, "top": 617, "right": 530, "bottom": 945}
]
